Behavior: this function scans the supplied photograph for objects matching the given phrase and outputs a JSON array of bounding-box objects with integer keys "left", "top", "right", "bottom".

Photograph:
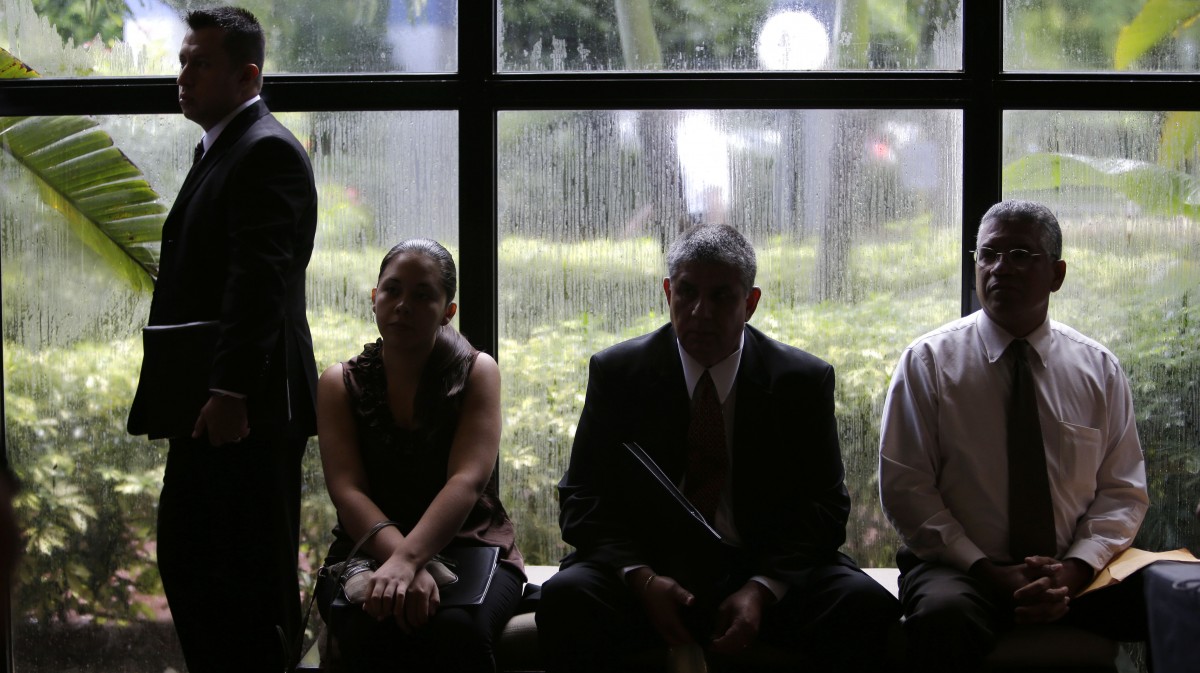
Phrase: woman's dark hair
[
  {"left": 378, "top": 239, "right": 476, "bottom": 428},
  {"left": 378, "top": 238, "right": 458, "bottom": 304}
]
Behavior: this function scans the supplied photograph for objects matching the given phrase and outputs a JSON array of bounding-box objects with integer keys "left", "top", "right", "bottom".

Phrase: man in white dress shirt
[{"left": 879, "top": 200, "right": 1151, "bottom": 671}]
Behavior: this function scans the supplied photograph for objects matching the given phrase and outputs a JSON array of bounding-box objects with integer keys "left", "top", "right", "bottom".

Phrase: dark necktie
[
  {"left": 192, "top": 141, "right": 204, "bottom": 166},
  {"left": 1007, "top": 339, "right": 1057, "bottom": 560},
  {"left": 684, "top": 370, "right": 728, "bottom": 523}
]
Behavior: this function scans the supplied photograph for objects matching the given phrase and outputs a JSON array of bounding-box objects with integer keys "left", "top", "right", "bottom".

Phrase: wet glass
[
  {"left": 0, "top": 0, "right": 457, "bottom": 77},
  {"left": 1, "top": 108, "right": 457, "bottom": 671},
  {"left": 496, "top": 108, "right": 964, "bottom": 567},
  {"left": 498, "top": 0, "right": 962, "bottom": 72},
  {"left": 1004, "top": 109, "right": 1200, "bottom": 552},
  {"left": 1005, "top": 0, "right": 1200, "bottom": 72}
]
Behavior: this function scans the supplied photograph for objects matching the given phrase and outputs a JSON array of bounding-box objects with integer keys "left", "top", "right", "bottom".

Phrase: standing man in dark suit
[
  {"left": 537, "top": 224, "right": 898, "bottom": 672},
  {"left": 128, "top": 7, "right": 318, "bottom": 672}
]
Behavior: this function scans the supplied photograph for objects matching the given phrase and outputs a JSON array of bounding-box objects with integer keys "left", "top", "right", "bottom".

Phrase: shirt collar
[
  {"left": 200, "top": 95, "right": 261, "bottom": 155},
  {"left": 976, "top": 310, "right": 1052, "bottom": 367},
  {"left": 676, "top": 330, "right": 744, "bottom": 404}
]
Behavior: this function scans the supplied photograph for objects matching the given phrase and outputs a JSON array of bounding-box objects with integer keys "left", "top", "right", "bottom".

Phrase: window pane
[
  {"left": 1, "top": 109, "right": 456, "bottom": 670},
  {"left": 1003, "top": 110, "right": 1200, "bottom": 551},
  {"left": 1004, "top": 0, "right": 1200, "bottom": 72},
  {"left": 0, "top": 0, "right": 456, "bottom": 76},
  {"left": 497, "top": 108, "right": 963, "bottom": 567},
  {"left": 498, "top": 1, "right": 962, "bottom": 72}
]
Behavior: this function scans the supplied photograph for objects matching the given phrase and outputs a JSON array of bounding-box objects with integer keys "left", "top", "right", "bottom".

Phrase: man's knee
[
  {"left": 537, "top": 564, "right": 634, "bottom": 671},
  {"left": 794, "top": 565, "right": 901, "bottom": 631},
  {"left": 539, "top": 565, "right": 609, "bottom": 635},
  {"left": 842, "top": 572, "right": 902, "bottom": 620},
  {"left": 903, "top": 581, "right": 999, "bottom": 663}
]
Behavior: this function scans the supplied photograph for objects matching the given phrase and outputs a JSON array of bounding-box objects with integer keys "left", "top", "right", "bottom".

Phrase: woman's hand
[
  {"left": 401, "top": 567, "right": 441, "bottom": 631},
  {"left": 362, "top": 556, "right": 440, "bottom": 631}
]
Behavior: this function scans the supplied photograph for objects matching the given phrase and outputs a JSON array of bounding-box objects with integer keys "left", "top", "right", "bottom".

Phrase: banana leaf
[
  {"left": 1004, "top": 152, "right": 1200, "bottom": 219},
  {"left": 1158, "top": 111, "right": 1200, "bottom": 171},
  {"left": 1114, "top": 0, "right": 1200, "bottom": 71},
  {"left": 0, "top": 47, "right": 163, "bottom": 291}
]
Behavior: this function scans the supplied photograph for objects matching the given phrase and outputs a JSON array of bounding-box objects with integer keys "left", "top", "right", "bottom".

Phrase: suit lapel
[
  {"left": 173, "top": 101, "right": 268, "bottom": 206},
  {"left": 647, "top": 325, "right": 691, "bottom": 480},
  {"left": 732, "top": 326, "right": 769, "bottom": 474}
]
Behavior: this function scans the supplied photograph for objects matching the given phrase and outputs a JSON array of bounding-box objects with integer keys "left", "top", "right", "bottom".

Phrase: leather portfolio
[
  {"left": 620, "top": 441, "right": 733, "bottom": 562},
  {"left": 127, "top": 320, "right": 219, "bottom": 440},
  {"left": 436, "top": 545, "right": 501, "bottom": 607}
]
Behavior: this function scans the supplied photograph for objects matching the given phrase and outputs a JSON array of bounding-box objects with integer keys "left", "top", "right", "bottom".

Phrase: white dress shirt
[
  {"left": 879, "top": 310, "right": 1148, "bottom": 573},
  {"left": 197, "top": 95, "right": 261, "bottom": 158}
]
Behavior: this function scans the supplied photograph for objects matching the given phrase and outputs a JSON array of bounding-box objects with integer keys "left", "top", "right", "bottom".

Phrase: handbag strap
[
  {"left": 340, "top": 519, "right": 402, "bottom": 576},
  {"left": 291, "top": 520, "right": 401, "bottom": 671}
]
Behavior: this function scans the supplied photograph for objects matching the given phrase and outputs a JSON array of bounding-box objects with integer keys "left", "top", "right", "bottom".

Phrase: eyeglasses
[{"left": 971, "top": 246, "right": 1050, "bottom": 270}]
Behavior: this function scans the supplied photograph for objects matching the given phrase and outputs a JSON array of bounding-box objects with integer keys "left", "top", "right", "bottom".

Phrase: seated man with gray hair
[{"left": 538, "top": 223, "right": 899, "bottom": 673}]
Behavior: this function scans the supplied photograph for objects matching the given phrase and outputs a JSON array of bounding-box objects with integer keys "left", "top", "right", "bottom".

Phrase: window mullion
[{"left": 960, "top": 0, "right": 1004, "bottom": 317}]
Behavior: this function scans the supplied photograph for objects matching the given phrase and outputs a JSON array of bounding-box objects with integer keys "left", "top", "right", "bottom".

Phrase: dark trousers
[
  {"left": 157, "top": 428, "right": 306, "bottom": 673},
  {"left": 331, "top": 563, "right": 525, "bottom": 673},
  {"left": 536, "top": 558, "right": 900, "bottom": 673},
  {"left": 897, "top": 551, "right": 1149, "bottom": 673}
]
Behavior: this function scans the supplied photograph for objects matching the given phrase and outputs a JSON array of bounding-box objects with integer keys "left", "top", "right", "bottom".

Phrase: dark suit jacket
[
  {"left": 558, "top": 323, "right": 852, "bottom": 590},
  {"left": 130, "top": 100, "right": 318, "bottom": 436}
]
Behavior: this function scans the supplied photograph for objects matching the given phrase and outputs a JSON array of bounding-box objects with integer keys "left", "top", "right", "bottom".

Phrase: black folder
[
  {"left": 127, "top": 320, "right": 219, "bottom": 440},
  {"left": 436, "top": 545, "right": 501, "bottom": 607},
  {"left": 620, "top": 441, "right": 730, "bottom": 554}
]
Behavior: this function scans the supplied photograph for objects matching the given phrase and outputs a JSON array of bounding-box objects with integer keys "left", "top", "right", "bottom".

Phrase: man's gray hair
[
  {"left": 980, "top": 200, "right": 1062, "bottom": 260},
  {"left": 666, "top": 224, "right": 756, "bottom": 294}
]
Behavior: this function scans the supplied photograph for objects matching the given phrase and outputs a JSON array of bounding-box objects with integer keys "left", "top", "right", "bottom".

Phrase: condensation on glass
[
  {"left": 498, "top": 0, "right": 962, "bottom": 72},
  {"left": 1005, "top": 0, "right": 1200, "bottom": 72},
  {"left": 496, "top": 109, "right": 964, "bottom": 567},
  {"left": 1003, "top": 110, "right": 1200, "bottom": 551},
  {"left": 0, "top": 0, "right": 457, "bottom": 76},
  {"left": 0, "top": 109, "right": 456, "bottom": 671}
]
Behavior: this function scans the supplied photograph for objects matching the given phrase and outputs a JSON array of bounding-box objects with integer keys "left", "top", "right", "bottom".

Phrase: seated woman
[{"left": 317, "top": 238, "right": 524, "bottom": 672}]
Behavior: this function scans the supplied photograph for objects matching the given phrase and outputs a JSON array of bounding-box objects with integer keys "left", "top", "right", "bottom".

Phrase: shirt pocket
[{"left": 1057, "top": 422, "right": 1103, "bottom": 487}]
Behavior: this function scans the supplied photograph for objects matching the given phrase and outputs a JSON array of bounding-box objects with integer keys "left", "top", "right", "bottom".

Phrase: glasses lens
[
  {"left": 975, "top": 247, "right": 999, "bottom": 266},
  {"left": 1008, "top": 249, "right": 1034, "bottom": 266}
]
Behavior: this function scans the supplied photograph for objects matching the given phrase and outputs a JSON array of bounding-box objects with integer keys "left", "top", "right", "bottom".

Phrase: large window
[
  {"left": 497, "top": 108, "right": 962, "bottom": 564},
  {"left": 3, "top": 1, "right": 1199, "bottom": 671}
]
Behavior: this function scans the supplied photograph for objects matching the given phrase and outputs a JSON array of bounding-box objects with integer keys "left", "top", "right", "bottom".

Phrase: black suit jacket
[
  {"left": 130, "top": 100, "right": 318, "bottom": 436},
  {"left": 558, "top": 323, "right": 852, "bottom": 589}
]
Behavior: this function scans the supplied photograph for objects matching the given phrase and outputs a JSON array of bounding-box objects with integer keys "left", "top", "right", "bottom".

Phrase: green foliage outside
[
  {"left": 154, "top": 0, "right": 397, "bottom": 72},
  {"left": 31, "top": 0, "right": 127, "bottom": 47}
]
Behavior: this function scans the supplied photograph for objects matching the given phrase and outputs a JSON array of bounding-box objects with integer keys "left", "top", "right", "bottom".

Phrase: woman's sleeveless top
[{"left": 325, "top": 340, "right": 524, "bottom": 576}]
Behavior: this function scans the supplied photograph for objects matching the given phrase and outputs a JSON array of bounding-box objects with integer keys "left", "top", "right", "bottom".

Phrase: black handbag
[
  {"left": 298, "top": 521, "right": 400, "bottom": 672},
  {"left": 313, "top": 520, "right": 401, "bottom": 625},
  {"left": 302, "top": 521, "right": 501, "bottom": 669}
]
